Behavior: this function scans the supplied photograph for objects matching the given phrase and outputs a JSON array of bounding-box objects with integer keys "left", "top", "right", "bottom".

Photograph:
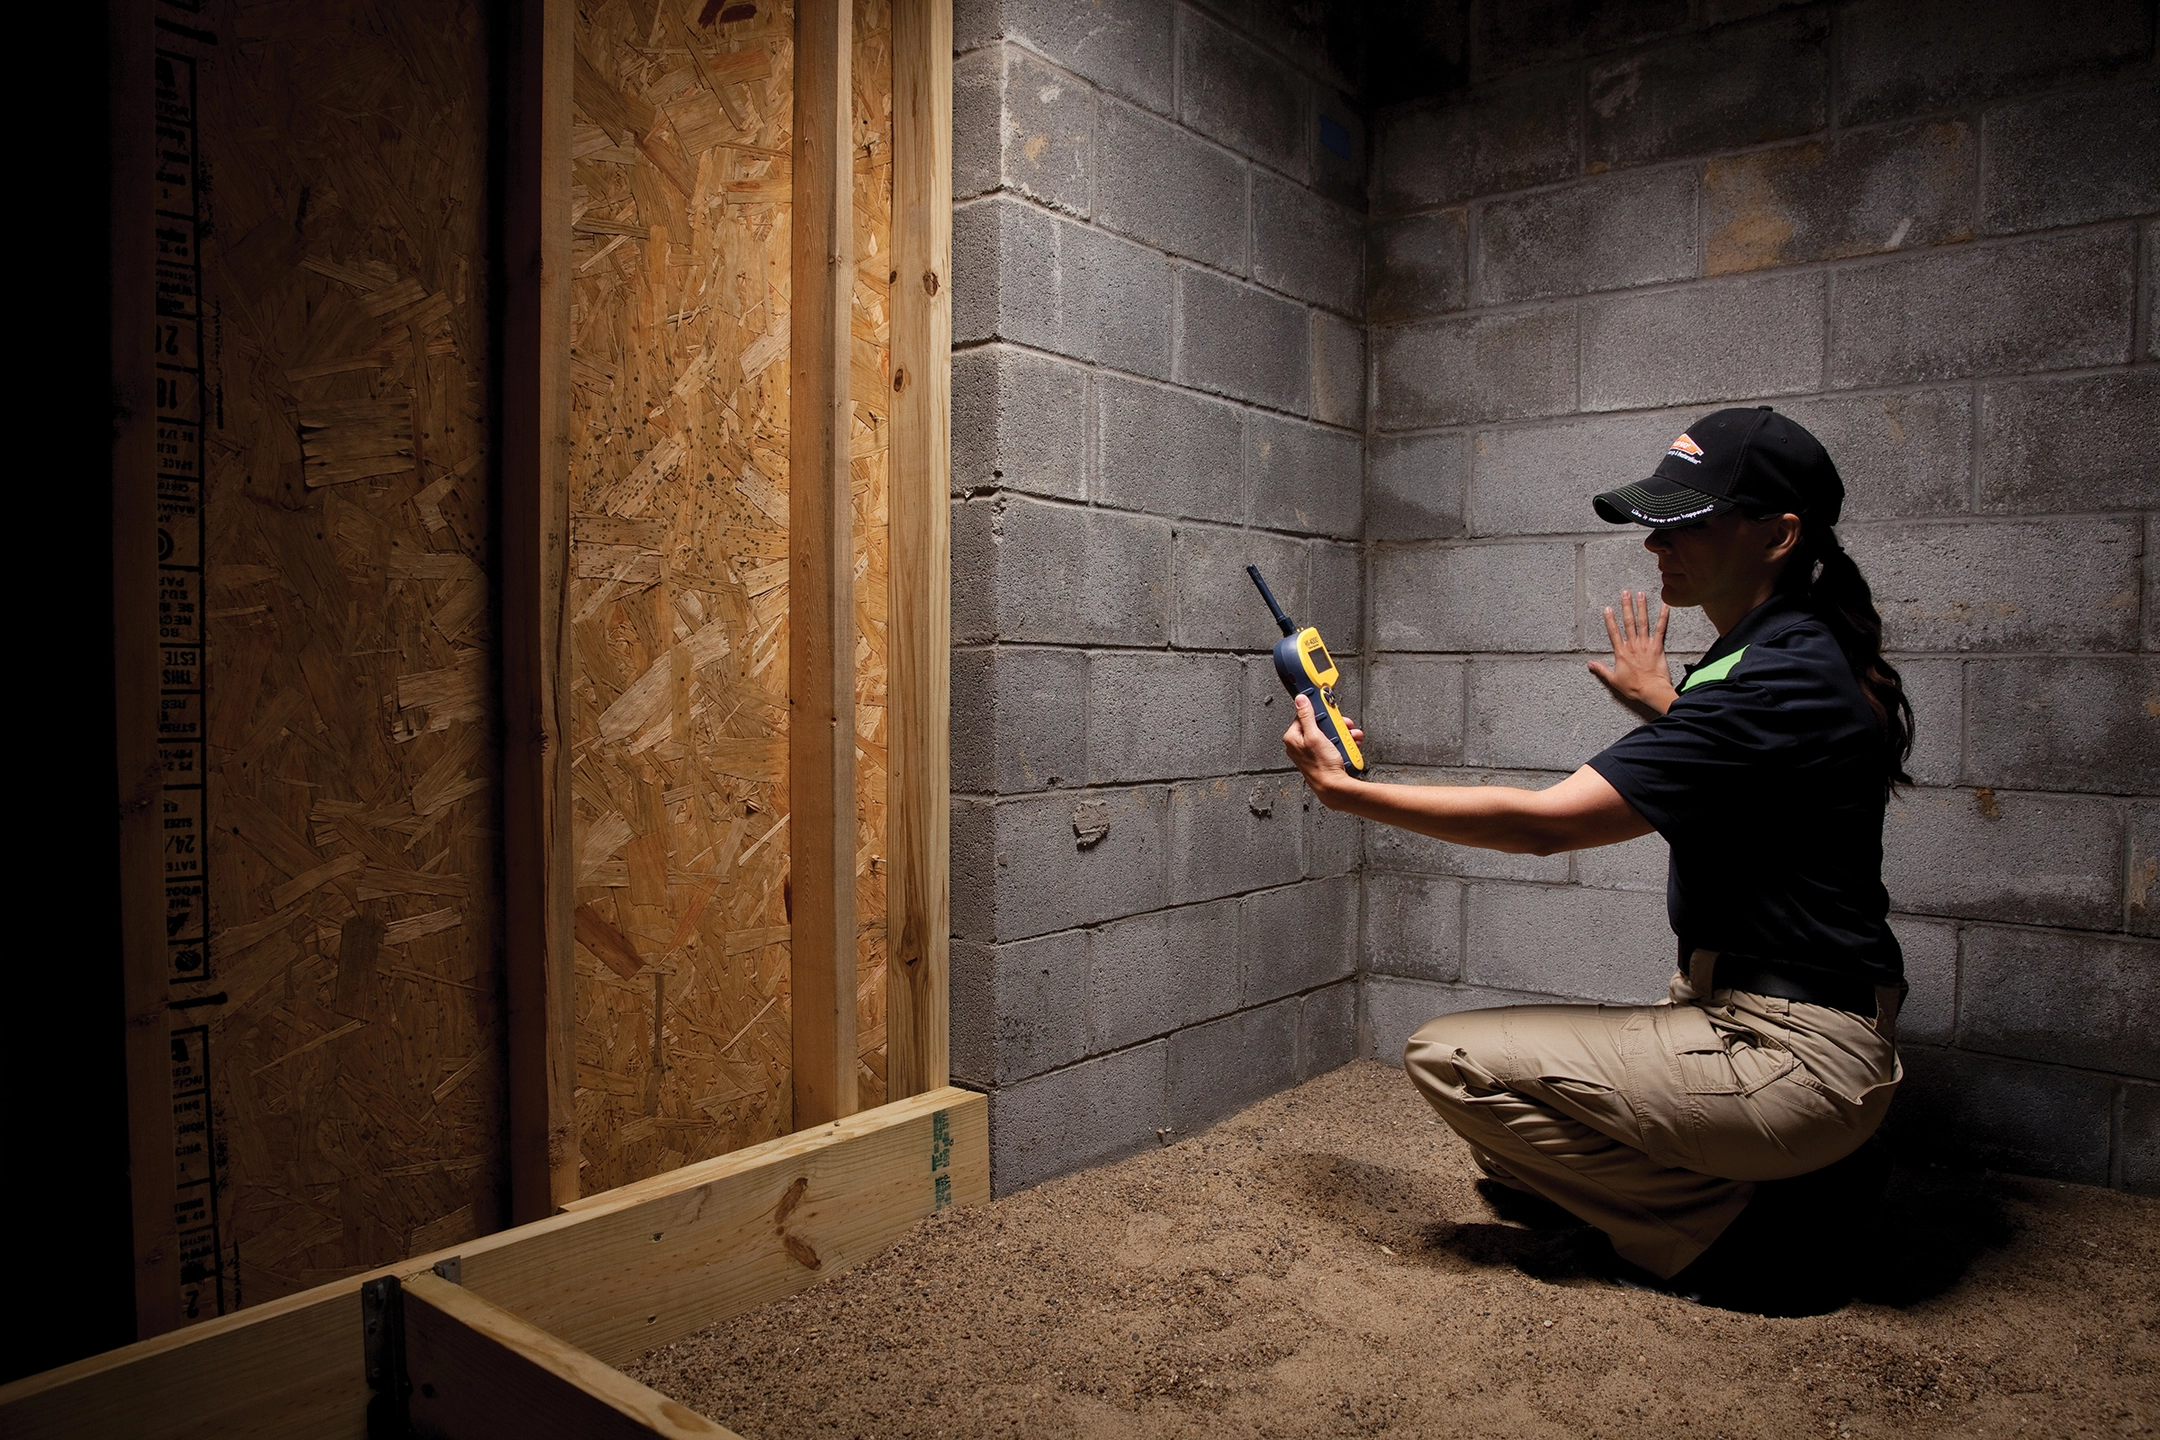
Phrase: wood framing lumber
[
  {"left": 528, "top": 1088, "right": 982, "bottom": 1362},
  {"left": 0, "top": 1088, "right": 985, "bottom": 1440},
  {"left": 787, "top": 0, "right": 858, "bottom": 1129},
  {"left": 501, "top": 0, "right": 580, "bottom": 1219},
  {"left": 401, "top": 1273, "right": 735, "bottom": 1439},
  {"left": 884, "top": 0, "right": 954, "bottom": 1103},
  {"left": 110, "top": 0, "right": 181, "bottom": 1338}
]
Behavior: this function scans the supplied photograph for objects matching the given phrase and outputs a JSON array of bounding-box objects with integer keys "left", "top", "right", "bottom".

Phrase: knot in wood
[{"left": 773, "top": 1174, "right": 810, "bottom": 1225}]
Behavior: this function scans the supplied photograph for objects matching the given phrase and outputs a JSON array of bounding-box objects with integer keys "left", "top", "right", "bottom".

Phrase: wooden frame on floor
[
  {"left": 0, "top": 1088, "right": 985, "bottom": 1438},
  {"left": 400, "top": 1272, "right": 734, "bottom": 1439}
]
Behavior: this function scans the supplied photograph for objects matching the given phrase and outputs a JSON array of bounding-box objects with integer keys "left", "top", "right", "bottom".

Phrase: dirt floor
[{"left": 627, "top": 1061, "right": 2159, "bottom": 1439}]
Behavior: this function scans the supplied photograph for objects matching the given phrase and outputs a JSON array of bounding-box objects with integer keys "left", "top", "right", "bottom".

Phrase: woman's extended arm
[{"left": 1282, "top": 695, "right": 1652, "bottom": 855}]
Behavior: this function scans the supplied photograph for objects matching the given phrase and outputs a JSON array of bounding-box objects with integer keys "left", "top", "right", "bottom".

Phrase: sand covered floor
[{"left": 627, "top": 1061, "right": 2158, "bottom": 1439}]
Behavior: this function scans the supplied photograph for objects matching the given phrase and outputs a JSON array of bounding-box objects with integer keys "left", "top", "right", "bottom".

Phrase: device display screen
[{"left": 1309, "top": 640, "right": 1333, "bottom": 671}]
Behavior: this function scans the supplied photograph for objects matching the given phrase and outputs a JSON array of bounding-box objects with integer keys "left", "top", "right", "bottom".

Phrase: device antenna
[{"left": 1246, "top": 564, "right": 1297, "bottom": 637}]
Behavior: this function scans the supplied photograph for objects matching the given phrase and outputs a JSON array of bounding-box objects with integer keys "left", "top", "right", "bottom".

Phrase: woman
[{"left": 1283, "top": 406, "right": 1913, "bottom": 1305}]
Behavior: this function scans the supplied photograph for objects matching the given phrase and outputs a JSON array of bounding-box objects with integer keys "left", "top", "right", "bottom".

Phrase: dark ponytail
[{"left": 1779, "top": 524, "right": 1914, "bottom": 796}]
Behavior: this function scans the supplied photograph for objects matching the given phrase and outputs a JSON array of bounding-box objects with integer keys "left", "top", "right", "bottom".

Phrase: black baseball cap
[{"left": 1593, "top": 406, "right": 1844, "bottom": 529}]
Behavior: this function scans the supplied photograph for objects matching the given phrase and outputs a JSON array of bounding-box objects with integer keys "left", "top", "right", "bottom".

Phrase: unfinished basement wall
[
  {"left": 562, "top": 0, "right": 898, "bottom": 1198},
  {"left": 947, "top": 0, "right": 1368, "bottom": 1192},
  {"left": 1358, "top": 0, "right": 2158, "bottom": 1192},
  {"left": 150, "top": 0, "right": 506, "bottom": 1320},
  {"left": 123, "top": 0, "right": 906, "bottom": 1330}
]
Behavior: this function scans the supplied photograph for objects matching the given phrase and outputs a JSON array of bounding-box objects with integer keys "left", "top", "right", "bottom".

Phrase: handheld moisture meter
[{"left": 1247, "top": 564, "right": 1366, "bottom": 778}]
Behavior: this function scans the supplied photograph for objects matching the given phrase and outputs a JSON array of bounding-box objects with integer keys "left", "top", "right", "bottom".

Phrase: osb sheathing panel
[
  {"left": 184, "top": 0, "right": 504, "bottom": 1316},
  {"left": 566, "top": 0, "right": 892, "bottom": 1196}
]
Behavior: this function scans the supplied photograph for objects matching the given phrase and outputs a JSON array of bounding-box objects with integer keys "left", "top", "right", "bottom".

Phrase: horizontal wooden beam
[
  {"left": 402, "top": 1272, "right": 734, "bottom": 1440},
  {"left": 0, "top": 1088, "right": 986, "bottom": 1439}
]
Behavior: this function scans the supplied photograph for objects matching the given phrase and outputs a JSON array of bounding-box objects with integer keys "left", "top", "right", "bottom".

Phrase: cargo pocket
[
  {"left": 1726, "top": 1039, "right": 1799, "bottom": 1096},
  {"left": 1667, "top": 1006, "right": 1797, "bottom": 1097}
]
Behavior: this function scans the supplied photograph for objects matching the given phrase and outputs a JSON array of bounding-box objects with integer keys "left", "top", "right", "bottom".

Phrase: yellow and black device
[{"left": 1247, "top": 564, "right": 1366, "bottom": 778}]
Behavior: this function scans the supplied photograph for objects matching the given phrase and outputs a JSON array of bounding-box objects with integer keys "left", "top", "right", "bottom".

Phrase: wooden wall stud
[
  {"left": 788, "top": 0, "right": 859, "bottom": 1128},
  {"left": 884, "top": 0, "right": 953, "bottom": 1101},
  {"left": 502, "top": 0, "right": 580, "bottom": 1220}
]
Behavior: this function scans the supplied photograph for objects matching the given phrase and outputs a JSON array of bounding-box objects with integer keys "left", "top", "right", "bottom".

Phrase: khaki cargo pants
[{"left": 1403, "top": 950, "right": 1902, "bottom": 1279}]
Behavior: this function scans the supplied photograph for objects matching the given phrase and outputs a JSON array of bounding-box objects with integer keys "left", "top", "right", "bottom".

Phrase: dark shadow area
[
  {"left": 1271, "top": 1150, "right": 1452, "bottom": 1229},
  {"left": 1850, "top": 1162, "right": 2025, "bottom": 1308},
  {"left": 1359, "top": 0, "right": 1472, "bottom": 107},
  {"left": 1470, "top": 1177, "right": 1579, "bottom": 1230},
  {"left": 1420, "top": 1209, "right": 1855, "bottom": 1314},
  {"left": 1421, "top": 1219, "right": 1617, "bottom": 1285},
  {"left": 1265, "top": 1150, "right": 1651, "bottom": 1290},
  {"left": 1414, "top": 1155, "right": 2027, "bottom": 1318},
  {"left": 5, "top": 0, "right": 140, "bottom": 1384}
]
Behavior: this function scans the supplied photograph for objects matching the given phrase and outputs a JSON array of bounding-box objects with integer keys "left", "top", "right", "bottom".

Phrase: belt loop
[{"left": 1687, "top": 948, "right": 1718, "bottom": 1002}]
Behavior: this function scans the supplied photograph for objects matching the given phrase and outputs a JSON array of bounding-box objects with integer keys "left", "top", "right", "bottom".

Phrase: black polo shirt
[{"left": 1587, "top": 595, "right": 1903, "bottom": 987}]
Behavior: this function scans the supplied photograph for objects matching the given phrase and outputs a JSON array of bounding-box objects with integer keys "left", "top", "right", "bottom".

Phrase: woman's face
[{"left": 1643, "top": 510, "right": 1801, "bottom": 613}]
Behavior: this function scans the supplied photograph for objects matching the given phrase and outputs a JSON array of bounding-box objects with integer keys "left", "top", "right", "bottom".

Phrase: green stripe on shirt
[{"left": 1679, "top": 644, "right": 1749, "bottom": 692}]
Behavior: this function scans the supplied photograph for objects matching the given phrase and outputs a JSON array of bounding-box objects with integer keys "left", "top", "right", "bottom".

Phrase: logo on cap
[{"left": 1666, "top": 433, "right": 1705, "bottom": 464}]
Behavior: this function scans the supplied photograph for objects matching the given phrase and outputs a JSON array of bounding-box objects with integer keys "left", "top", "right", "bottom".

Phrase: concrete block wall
[
  {"left": 1361, "top": 0, "right": 2158, "bottom": 1192},
  {"left": 949, "top": 0, "right": 1369, "bottom": 1193}
]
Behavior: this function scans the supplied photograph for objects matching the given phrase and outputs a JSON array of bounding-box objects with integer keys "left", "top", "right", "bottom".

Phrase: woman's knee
[
  {"left": 1403, "top": 1008, "right": 1512, "bottom": 1100},
  {"left": 1405, "top": 1007, "right": 1508, "bottom": 1062}
]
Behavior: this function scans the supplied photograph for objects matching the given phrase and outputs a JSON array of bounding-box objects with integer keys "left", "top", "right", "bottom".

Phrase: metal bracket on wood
[
  {"left": 362, "top": 1275, "right": 409, "bottom": 1439},
  {"left": 365, "top": 1258, "right": 462, "bottom": 1439}
]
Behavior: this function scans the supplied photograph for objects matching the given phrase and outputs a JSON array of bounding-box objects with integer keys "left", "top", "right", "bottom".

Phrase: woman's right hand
[
  {"left": 1283, "top": 693, "right": 1362, "bottom": 805},
  {"left": 1588, "top": 589, "right": 1678, "bottom": 717}
]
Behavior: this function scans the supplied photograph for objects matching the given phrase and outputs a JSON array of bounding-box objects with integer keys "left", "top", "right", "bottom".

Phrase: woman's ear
[{"left": 1764, "top": 512, "right": 1803, "bottom": 566}]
